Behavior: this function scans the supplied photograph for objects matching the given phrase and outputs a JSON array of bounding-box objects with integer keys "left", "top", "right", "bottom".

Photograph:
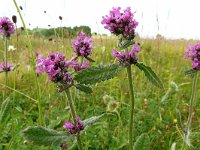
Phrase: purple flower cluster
[
  {"left": 71, "top": 32, "right": 93, "bottom": 57},
  {"left": 185, "top": 43, "right": 200, "bottom": 70},
  {"left": 63, "top": 117, "right": 84, "bottom": 135},
  {"left": 101, "top": 7, "right": 138, "bottom": 40},
  {"left": 0, "top": 62, "right": 13, "bottom": 72},
  {"left": 0, "top": 17, "right": 15, "bottom": 37},
  {"left": 36, "top": 53, "right": 73, "bottom": 84},
  {"left": 112, "top": 43, "right": 140, "bottom": 66}
]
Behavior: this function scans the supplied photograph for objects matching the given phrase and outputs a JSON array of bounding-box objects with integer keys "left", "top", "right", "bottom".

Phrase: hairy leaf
[
  {"left": 83, "top": 113, "right": 112, "bottom": 128},
  {"left": 74, "top": 64, "right": 122, "bottom": 85},
  {"left": 118, "top": 39, "right": 134, "bottom": 49},
  {"left": 176, "top": 109, "right": 184, "bottom": 133},
  {"left": 21, "top": 126, "right": 74, "bottom": 146},
  {"left": 133, "top": 133, "right": 150, "bottom": 150},
  {"left": 161, "top": 81, "right": 178, "bottom": 104},
  {"left": 184, "top": 69, "right": 197, "bottom": 78},
  {"left": 136, "top": 62, "right": 164, "bottom": 89},
  {"left": 0, "top": 97, "right": 11, "bottom": 124},
  {"left": 74, "top": 84, "right": 93, "bottom": 94}
]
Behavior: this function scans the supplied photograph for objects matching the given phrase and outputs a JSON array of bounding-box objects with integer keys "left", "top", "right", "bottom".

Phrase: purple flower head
[
  {"left": 60, "top": 143, "right": 67, "bottom": 150},
  {"left": 0, "top": 62, "right": 13, "bottom": 72},
  {"left": 71, "top": 32, "right": 93, "bottom": 57},
  {"left": 0, "top": 17, "right": 15, "bottom": 37},
  {"left": 36, "top": 52, "right": 73, "bottom": 84},
  {"left": 112, "top": 43, "right": 140, "bottom": 66},
  {"left": 185, "top": 43, "right": 200, "bottom": 70},
  {"left": 101, "top": 7, "right": 138, "bottom": 40},
  {"left": 63, "top": 117, "right": 84, "bottom": 135}
]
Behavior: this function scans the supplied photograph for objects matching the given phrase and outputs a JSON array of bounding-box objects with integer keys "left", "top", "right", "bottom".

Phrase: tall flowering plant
[
  {"left": 59, "top": 7, "right": 163, "bottom": 150},
  {"left": 177, "top": 43, "right": 200, "bottom": 148},
  {"left": 21, "top": 32, "right": 111, "bottom": 149},
  {"left": 101, "top": 7, "right": 164, "bottom": 149},
  {"left": 0, "top": 17, "right": 16, "bottom": 98}
]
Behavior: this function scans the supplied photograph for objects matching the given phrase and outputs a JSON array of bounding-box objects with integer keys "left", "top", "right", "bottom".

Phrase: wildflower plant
[
  {"left": 21, "top": 32, "right": 111, "bottom": 149},
  {"left": 100, "top": 7, "right": 163, "bottom": 149},
  {"left": 0, "top": 17, "right": 16, "bottom": 99},
  {"left": 176, "top": 43, "right": 200, "bottom": 148},
  {"left": 36, "top": 7, "right": 166, "bottom": 149}
]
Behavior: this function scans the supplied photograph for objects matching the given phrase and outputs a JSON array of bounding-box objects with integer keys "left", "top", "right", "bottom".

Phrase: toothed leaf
[
  {"left": 74, "top": 64, "right": 122, "bottom": 85},
  {"left": 74, "top": 84, "right": 93, "bottom": 94},
  {"left": 118, "top": 39, "right": 134, "bottom": 49},
  {"left": 136, "top": 62, "right": 164, "bottom": 89},
  {"left": 21, "top": 126, "right": 74, "bottom": 146},
  {"left": 184, "top": 69, "right": 197, "bottom": 78},
  {"left": 83, "top": 113, "right": 112, "bottom": 128}
]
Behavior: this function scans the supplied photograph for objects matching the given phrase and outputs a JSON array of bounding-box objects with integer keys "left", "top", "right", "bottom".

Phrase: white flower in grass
[{"left": 8, "top": 45, "right": 16, "bottom": 52}]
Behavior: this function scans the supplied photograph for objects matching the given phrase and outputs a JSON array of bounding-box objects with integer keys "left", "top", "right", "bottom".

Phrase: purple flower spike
[
  {"left": 63, "top": 117, "right": 84, "bottom": 135},
  {"left": 185, "top": 43, "right": 200, "bottom": 70},
  {"left": 71, "top": 32, "right": 93, "bottom": 57},
  {"left": 0, "top": 17, "right": 15, "bottom": 37},
  {"left": 101, "top": 7, "right": 138, "bottom": 40},
  {"left": 36, "top": 52, "right": 73, "bottom": 85},
  {"left": 112, "top": 43, "right": 140, "bottom": 66},
  {"left": 0, "top": 62, "right": 13, "bottom": 72}
]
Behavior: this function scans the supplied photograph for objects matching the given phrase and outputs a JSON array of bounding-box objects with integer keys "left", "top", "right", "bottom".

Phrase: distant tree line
[{"left": 28, "top": 26, "right": 91, "bottom": 38}]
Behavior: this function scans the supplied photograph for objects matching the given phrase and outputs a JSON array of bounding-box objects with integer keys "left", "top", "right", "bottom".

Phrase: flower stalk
[
  {"left": 4, "top": 37, "right": 8, "bottom": 97},
  {"left": 126, "top": 65, "right": 135, "bottom": 150},
  {"left": 184, "top": 71, "right": 198, "bottom": 146},
  {"left": 65, "top": 88, "right": 83, "bottom": 150}
]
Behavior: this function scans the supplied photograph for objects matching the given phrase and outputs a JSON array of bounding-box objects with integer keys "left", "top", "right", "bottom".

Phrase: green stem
[
  {"left": 65, "top": 88, "right": 83, "bottom": 150},
  {"left": 13, "top": 23, "right": 18, "bottom": 101},
  {"left": 185, "top": 71, "right": 198, "bottom": 144},
  {"left": 4, "top": 37, "right": 8, "bottom": 98},
  {"left": 126, "top": 65, "right": 135, "bottom": 150},
  {"left": 13, "top": 0, "right": 43, "bottom": 126}
]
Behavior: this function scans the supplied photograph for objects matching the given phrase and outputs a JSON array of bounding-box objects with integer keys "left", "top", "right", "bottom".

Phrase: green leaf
[
  {"left": 12, "top": 63, "right": 20, "bottom": 71},
  {"left": 118, "top": 39, "right": 134, "bottom": 49},
  {"left": 74, "top": 84, "right": 93, "bottom": 94},
  {"left": 74, "top": 64, "right": 122, "bottom": 85},
  {"left": 161, "top": 81, "right": 178, "bottom": 104},
  {"left": 0, "top": 97, "right": 11, "bottom": 124},
  {"left": 21, "top": 126, "right": 74, "bottom": 146},
  {"left": 136, "top": 62, "right": 164, "bottom": 89},
  {"left": 184, "top": 69, "right": 197, "bottom": 78},
  {"left": 83, "top": 113, "right": 112, "bottom": 128},
  {"left": 176, "top": 109, "right": 184, "bottom": 133},
  {"left": 133, "top": 133, "right": 150, "bottom": 150}
]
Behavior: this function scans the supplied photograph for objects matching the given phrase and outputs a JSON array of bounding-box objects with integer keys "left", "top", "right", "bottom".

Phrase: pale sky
[{"left": 1, "top": 0, "right": 200, "bottom": 39}]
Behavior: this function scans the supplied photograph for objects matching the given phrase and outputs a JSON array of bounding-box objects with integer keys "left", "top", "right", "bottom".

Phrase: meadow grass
[{"left": 0, "top": 34, "right": 200, "bottom": 149}]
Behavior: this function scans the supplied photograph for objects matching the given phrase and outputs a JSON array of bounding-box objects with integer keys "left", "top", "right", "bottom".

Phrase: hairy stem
[
  {"left": 185, "top": 71, "right": 198, "bottom": 146},
  {"left": 65, "top": 88, "right": 83, "bottom": 150},
  {"left": 126, "top": 65, "right": 135, "bottom": 150},
  {"left": 13, "top": 0, "right": 43, "bottom": 126},
  {"left": 4, "top": 37, "right": 8, "bottom": 98}
]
